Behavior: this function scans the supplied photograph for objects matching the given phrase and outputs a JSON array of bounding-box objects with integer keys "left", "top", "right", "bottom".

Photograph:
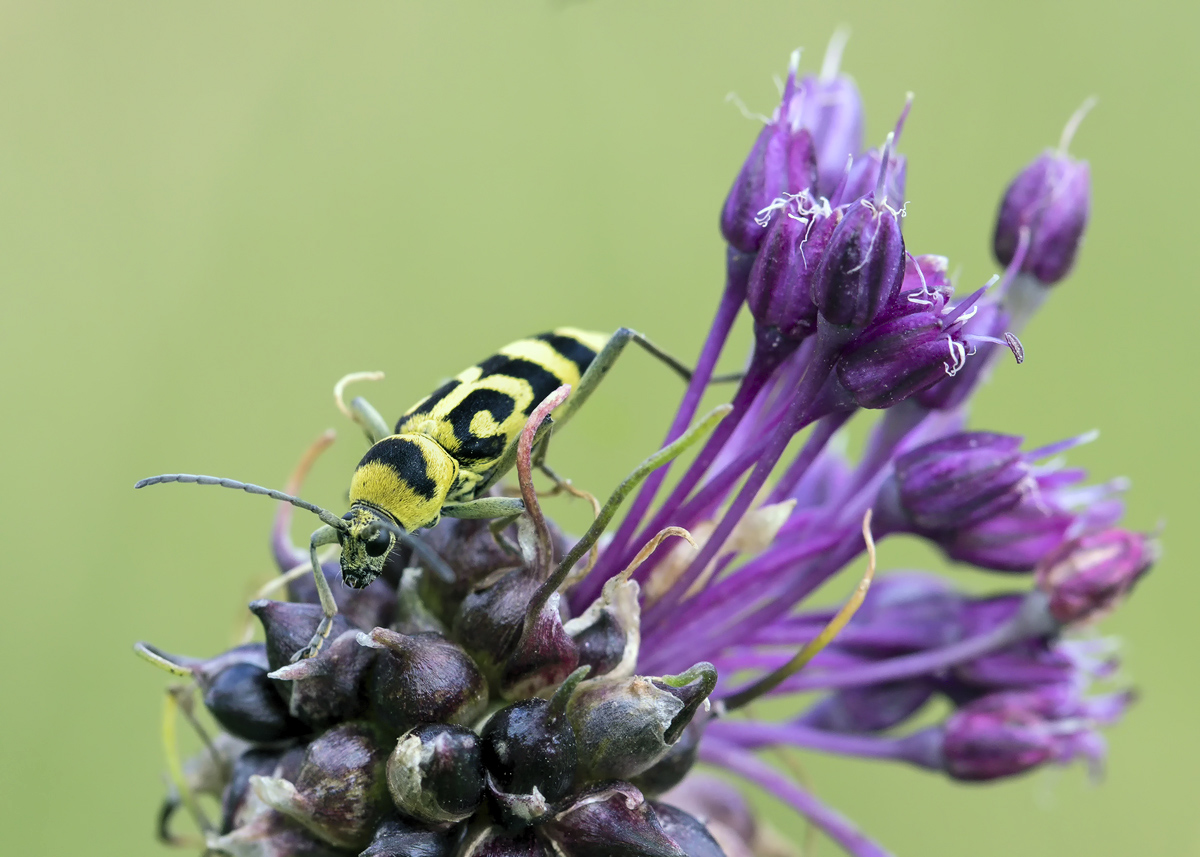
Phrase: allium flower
[{"left": 137, "top": 35, "right": 1152, "bottom": 857}]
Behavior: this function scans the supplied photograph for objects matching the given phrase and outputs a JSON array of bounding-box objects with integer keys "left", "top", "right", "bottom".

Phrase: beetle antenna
[{"left": 134, "top": 473, "right": 348, "bottom": 532}]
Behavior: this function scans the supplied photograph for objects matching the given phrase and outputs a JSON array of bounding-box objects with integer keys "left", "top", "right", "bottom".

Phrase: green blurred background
[{"left": 1, "top": 2, "right": 1195, "bottom": 854}]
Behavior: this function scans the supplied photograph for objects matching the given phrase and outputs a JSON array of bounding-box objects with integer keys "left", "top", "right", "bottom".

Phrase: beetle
[{"left": 138, "top": 327, "right": 731, "bottom": 660}]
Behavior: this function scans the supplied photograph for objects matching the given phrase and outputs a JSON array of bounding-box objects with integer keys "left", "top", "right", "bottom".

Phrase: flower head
[{"left": 138, "top": 41, "right": 1149, "bottom": 857}]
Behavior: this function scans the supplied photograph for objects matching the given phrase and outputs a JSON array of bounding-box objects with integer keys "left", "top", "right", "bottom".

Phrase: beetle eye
[{"left": 364, "top": 528, "right": 392, "bottom": 558}]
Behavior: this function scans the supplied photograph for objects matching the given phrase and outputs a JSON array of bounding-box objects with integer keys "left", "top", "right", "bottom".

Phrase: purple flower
[
  {"left": 993, "top": 99, "right": 1094, "bottom": 285},
  {"left": 138, "top": 42, "right": 1148, "bottom": 857},
  {"left": 720, "top": 51, "right": 818, "bottom": 254},
  {"left": 884, "top": 432, "right": 1031, "bottom": 532},
  {"left": 941, "top": 685, "right": 1131, "bottom": 781},
  {"left": 811, "top": 181, "right": 906, "bottom": 329},
  {"left": 787, "top": 31, "right": 866, "bottom": 197},
  {"left": 1036, "top": 528, "right": 1156, "bottom": 624},
  {"left": 834, "top": 279, "right": 1021, "bottom": 410},
  {"left": 746, "top": 193, "right": 838, "bottom": 350}
]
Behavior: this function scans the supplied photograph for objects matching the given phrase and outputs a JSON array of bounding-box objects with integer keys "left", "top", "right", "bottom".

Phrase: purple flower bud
[
  {"left": 746, "top": 194, "right": 837, "bottom": 348},
  {"left": 801, "top": 680, "right": 937, "bottom": 734},
  {"left": 387, "top": 724, "right": 483, "bottom": 825},
  {"left": 834, "top": 298, "right": 954, "bottom": 409},
  {"left": 888, "top": 433, "right": 1029, "bottom": 532},
  {"left": 564, "top": 573, "right": 641, "bottom": 680},
  {"left": 900, "top": 253, "right": 951, "bottom": 294},
  {"left": 811, "top": 193, "right": 906, "bottom": 329},
  {"left": 834, "top": 97, "right": 911, "bottom": 206},
  {"left": 251, "top": 721, "right": 391, "bottom": 849},
  {"left": 250, "top": 600, "right": 355, "bottom": 676},
  {"left": 418, "top": 516, "right": 564, "bottom": 623},
  {"left": 361, "top": 814, "right": 464, "bottom": 857},
  {"left": 720, "top": 53, "right": 819, "bottom": 254},
  {"left": 839, "top": 147, "right": 907, "bottom": 207},
  {"left": 458, "top": 828, "right": 553, "bottom": 857},
  {"left": 630, "top": 719, "right": 703, "bottom": 797},
  {"left": 207, "top": 809, "right": 349, "bottom": 857},
  {"left": 942, "top": 686, "right": 1131, "bottom": 781},
  {"left": 541, "top": 783, "right": 687, "bottom": 857},
  {"left": 789, "top": 79, "right": 864, "bottom": 199},
  {"left": 993, "top": 102, "right": 1094, "bottom": 285},
  {"left": 914, "top": 298, "right": 1012, "bottom": 411},
  {"left": 1036, "top": 529, "right": 1155, "bottom": 625},
  {"left": 358, "top": 628, "right": 488, "bottom": 736},
  {"left": 453, "top": 564, "right": 542, "bottom": 678},
  {"left": 481, "top": 697, "right": 578, "bottom": 811},
  {"left": 249, "top": 601, "right": 369, "bottom": 728},
  {"left": 499, "top": 591, "right": 580, "bottom": 701},
  {"left": 941, "top": 498, "right": 1076, "bottom": 572},
  {"left": 650, "top": 803, "right": 727, "bottom": 857},
  {"left": 137, "top": 642, "right": 308, "bottom": 744},
  {"left": 567, "top": 663, "right": 716, "bottom": 783}
]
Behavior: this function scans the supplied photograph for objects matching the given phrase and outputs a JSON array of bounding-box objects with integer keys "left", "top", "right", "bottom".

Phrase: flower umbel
[{"left": 138, "top": 36, "right": 1149, "bottom": 857}]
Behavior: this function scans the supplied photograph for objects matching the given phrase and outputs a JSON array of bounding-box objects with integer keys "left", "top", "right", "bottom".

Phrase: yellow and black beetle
[{"left": 138, "top": 327, "right": 727, "bottom": 660}]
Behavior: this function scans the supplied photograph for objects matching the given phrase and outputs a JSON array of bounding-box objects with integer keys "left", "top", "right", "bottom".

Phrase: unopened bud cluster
[{"left": 149, "top": 510, "right": 722, "bottom": 857}]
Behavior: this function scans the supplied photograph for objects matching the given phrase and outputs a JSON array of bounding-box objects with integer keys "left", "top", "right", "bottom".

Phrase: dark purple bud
[
  {"left": 888, "top": 433, "right": 1029, "bottom": 532},
  {"left": 720, "top": 52, "right": 819, "bottom": 254},
  {"left": 499, "top": 591, "right": 580, "bottom": 701},
  {"left": 361, "top": 814, "right": 464, "bottom": 857},
  {"left": 482, "top": 697, "right": 578, "bottom": 816},
  {"left": 994, "top": 101, "right": 1094, "bottom": 285},
  {"left": 419, "top": 516, "right": 564, "bottom": 623},
  {"left": 249, "top": 601, "right": 369, "bottom": 728},
  {"left": 357, "top": 628, "right": 488, "bottom": 736},
  {"left": 267, "top": 630, "right": 375, "bottom": 729},
  {"left": 459, "top": 828, "right": 554, "bottom": 857},
  {"left": 286, "top": 566, "right": 398, "bottom": 633},
  {"left": 138, "top": 642, "right": 307, "bottom": 744},
  {"left": 651, "top": 803, "right": 728, "bottom": 857},
  {"left": 541, "top": 783, "right": 687, "bottom": 857},
  {"left": 941, "top": 685, "right": 1130, "bottom": 781},
  {"left": 746, "top": 194, "right": 838, "bottom": 349},
  {"left": 453, "top": 565, "right": 541, "bottom": 679},
  {"left": 567, "top": 663, "right": 716, "bottom": 783},
  {"left": 629, "top": 719, "right": 703, "bottom": 797},
  {"left": 387, "top": 724, "right": 484, "bottom": 825},
  {"left": 811, "top": 189, "right": 906, "bottom": 329},
  {"left": 207, "top": 809, "right": 350, "bottom": 857},
  {"left": 1036, "top": 529, "right": 1155, "bottom": 625},
  {"left": 801, "top": 680, "right": 937, "bottom": 734},
  {"left": 250, "top": 600, "right": 355, "bottom": 676},
  {"left": 251, "top": 722, "right": 390, "bottom": 850},
  {"left": 220, "top": 747, "right": 289, "bottom": 835},
  {"left": 564, "top": 573, "right": 641, "bottom": 680}
]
